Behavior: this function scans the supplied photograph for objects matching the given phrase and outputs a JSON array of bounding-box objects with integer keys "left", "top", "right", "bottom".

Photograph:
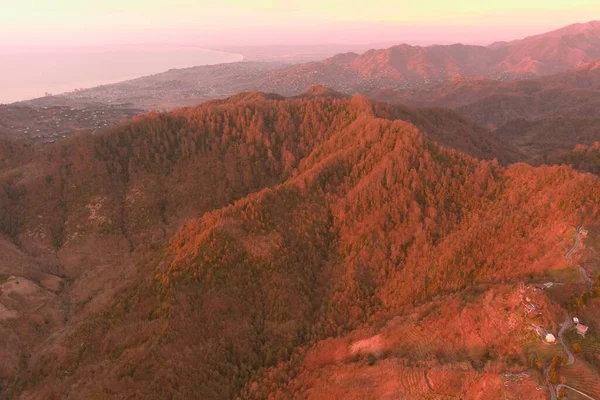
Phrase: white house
[{"left": 544, "top": 333, "right": 556, "bottom": 343}]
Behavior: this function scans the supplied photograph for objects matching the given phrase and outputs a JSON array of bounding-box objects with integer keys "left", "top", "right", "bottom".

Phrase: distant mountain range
[
  {"left": 21, "top": 20, "right": 597, "bottom": 111},
  {"left": 371, "top": 57, "right": 600, "bottom": 158},
  {"left": 258, "top": 21, "right": 600, "bottom": 93}
]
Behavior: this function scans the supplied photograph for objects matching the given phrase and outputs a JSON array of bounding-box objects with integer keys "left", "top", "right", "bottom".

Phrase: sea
[{"left": 0, "top": 45, "right": 243, "bottom": 104}]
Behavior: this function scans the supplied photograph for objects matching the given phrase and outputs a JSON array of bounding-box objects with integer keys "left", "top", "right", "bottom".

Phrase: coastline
[{"left": 1, "top": 46, "right": 244, "bottom": 104}]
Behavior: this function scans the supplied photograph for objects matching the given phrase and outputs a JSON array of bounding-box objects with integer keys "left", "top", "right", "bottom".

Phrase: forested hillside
[
  {"left": 540, "top": 142, "right": 600, "bottom": 175},
  {"left": 1, "top": 92, "right": 599, "bottom": 399}
]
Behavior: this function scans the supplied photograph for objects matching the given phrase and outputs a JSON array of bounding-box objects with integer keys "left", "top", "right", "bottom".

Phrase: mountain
[
  {"left": 0, "top": 93, "right": 516, "bottom": 396},
  {"left": 1, "top": 92, "right": 599, "bottom": 399},
  {"left": 256, "top": 44, "right": 497, "bottom": 95},
  {"left": 255, "top": 21, "right": 600, "bottom": 95},
  {"left": 372, "top": 57, "right": 600, "bottom": 111},
  {"left": 371, "top": 58, "right": 600, "bottom": 159},
  {"left": 491, "top": 21, "right": 600, "bottom": 75},
  {"left": 27, "top": 21, "right": 599, "bottom": 113}
]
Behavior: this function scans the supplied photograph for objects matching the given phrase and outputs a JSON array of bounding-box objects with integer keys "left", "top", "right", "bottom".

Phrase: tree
[{"left": 549, "top": 356, "right": 561, "bottom": 384}]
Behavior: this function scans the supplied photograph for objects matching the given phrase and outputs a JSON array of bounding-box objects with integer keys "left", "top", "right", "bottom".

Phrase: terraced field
[
  {"left": 387, "top": 325, "right": 437, "bottom": 359},
  {"left": 397, "top": 368, "right": 431, "bottom": 394},
  {"left": 299, "top": 362, "right": 462, "bottom": 399},
  {"left": 427, "top": 368, "right": 478, "bottom": 397},
  {"left": 565, "top": 331, "right": 600, "bottom": 355},
  {"left": 560, "top": 362, "right": 600, "bottom": 399}
]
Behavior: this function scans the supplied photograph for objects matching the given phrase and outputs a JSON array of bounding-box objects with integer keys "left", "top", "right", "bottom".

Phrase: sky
[{"left": 0, "top": 0, "right": 599, "bottom": 48}]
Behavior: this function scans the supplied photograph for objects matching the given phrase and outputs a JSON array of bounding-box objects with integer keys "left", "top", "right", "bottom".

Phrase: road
[
  {"left": 565, "top": 225, "right": 594, "bottom": 289},
  {"left": 558, "top": 316, "right": 575, "bottom": 366},
  {"left": 556, "top": 384, "right": 598, "bottom": 400},
  {"left": 579, "top": 266, "right": 594, "bottom": 289},
  {"left": 545, "top": 316, "right": 598, "bottom": 400},
  {"left": 545, "top": 364, "right": 557, "bottom": 400},
  {"left": 545, "top": 316, "right": 572, "bottom": 400},
  {"left": 565, "top": 225, "right": 582, "bottom": 260}
]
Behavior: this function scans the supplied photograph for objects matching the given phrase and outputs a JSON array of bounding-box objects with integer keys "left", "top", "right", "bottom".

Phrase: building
[
  {"left": 531, "top": 324, "right": 557, "bottom": 344},
  {"left": 576, "top": 324, "right": 589, "bottom": 337},
  {"left": 534, "top": 282, "right": 554, "bottom": 291},
  {"left": 545, "top": 333, "right": 556, "bottom": 343},
  {"left": 524, "top": 302, "right": 541, "bottom": 317}
]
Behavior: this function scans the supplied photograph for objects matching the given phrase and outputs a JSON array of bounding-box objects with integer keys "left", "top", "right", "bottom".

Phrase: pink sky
[{"left": 1, "top": 1, "right": 599, "bottom": 47}]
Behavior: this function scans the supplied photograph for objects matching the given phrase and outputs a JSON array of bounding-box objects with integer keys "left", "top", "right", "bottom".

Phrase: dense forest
[
  {"left": 542, "top": 142, "right": 600, "bottom": 176},
  {"left": 1, "top": 92, "right": 599, "bottom": 399}
]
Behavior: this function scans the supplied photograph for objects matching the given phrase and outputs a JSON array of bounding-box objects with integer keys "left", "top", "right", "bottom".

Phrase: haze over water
[{"left": 0, "top": 45, "right": 243, "bottom": 104}]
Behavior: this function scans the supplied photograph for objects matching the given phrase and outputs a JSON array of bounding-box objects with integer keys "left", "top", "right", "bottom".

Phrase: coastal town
[{"left": 0, "top": 101, "right": 142, "bottom": 145}]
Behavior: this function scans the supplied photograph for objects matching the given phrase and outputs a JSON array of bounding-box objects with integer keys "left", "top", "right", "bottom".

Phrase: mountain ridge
[
  {"left": 2, "top": 91, "right": 600, "bottom": 398},
  {"left": 257, "top": 20, "right": 600, "bottom": 95}
]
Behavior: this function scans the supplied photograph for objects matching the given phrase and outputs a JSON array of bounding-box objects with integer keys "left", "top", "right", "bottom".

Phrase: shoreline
[{"left": 2, "top": 47, "right": 244, "bottom": 105}]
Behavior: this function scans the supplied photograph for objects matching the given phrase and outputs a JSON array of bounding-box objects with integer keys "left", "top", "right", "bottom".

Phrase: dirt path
[{"left": 424, "top": 369, "right": 436, "bottom": 393}]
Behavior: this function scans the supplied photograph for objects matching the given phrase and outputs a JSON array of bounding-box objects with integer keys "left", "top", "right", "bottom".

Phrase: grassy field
[
  {"left": 564, "top": 227, "right": 578, "bottom": 243},
  {"left": 546, "top": 268, "right": 579, "bottom": 283},
  {"left": 524, "top": 338, "right": 564, "bottom": 365}
]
